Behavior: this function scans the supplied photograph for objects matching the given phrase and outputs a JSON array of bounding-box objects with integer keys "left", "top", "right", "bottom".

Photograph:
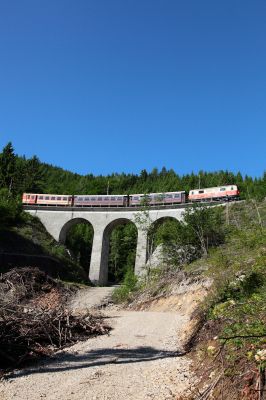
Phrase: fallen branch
[{"left": 219, "top": 334, "right": 266, "bottom": 341}]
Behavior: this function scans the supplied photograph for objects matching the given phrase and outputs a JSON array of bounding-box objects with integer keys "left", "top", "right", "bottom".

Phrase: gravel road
[{"left": 0, "top": 288, "right": 195, "bottom": 400}]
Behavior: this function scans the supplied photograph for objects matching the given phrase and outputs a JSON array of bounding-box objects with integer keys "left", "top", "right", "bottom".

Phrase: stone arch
[
  {"left": 99, "top": 218, "right": 138, "bottom": 284},
  {"left": 147, "top": 216, "right": 182, "bottom": 261},
  {"left": 150, "top": 215, "right": 181, "bottom": 231},
  {"left": 59, "top": 217, "right": 94, "bottom": 244}
]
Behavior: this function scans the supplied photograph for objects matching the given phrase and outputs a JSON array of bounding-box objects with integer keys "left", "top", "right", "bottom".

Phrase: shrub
[{"left": 112, "top": 268, "right": 138, "bottom": 303}]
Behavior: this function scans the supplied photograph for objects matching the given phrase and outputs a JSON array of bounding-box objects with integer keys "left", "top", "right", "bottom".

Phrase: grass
[{"left": 185, "top": 200, "right": 266, "bottom": 399}]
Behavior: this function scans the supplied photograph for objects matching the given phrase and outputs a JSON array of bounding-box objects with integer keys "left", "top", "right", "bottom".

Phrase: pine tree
[
  {"left": 0, "top": 142, "right": 16, "bottom": 194},
  {"left": 24, "top": 156, "right": 45, "bottom": 193}
]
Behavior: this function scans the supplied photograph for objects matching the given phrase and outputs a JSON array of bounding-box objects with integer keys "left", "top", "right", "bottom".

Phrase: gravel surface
[
  {"left": 0, "top": 288, "right": 195, "bottom": 400},
  {"left": 69, "top": 286, "right": 116, "bottom": 313}
]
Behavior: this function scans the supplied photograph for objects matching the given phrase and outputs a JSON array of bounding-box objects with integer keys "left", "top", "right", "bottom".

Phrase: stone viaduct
[{"left": 26, "top": 207, "right": 186, "bottom": 285}]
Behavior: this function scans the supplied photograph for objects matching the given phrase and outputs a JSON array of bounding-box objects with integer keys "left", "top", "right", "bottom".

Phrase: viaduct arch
[{"left": 25, "top": 207, "right": 185, "bottom": 285}]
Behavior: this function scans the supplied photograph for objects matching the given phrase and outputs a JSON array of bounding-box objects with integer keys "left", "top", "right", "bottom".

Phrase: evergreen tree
[
  {"left": 0, "top": 142, "right": 16, "bottom": 194},
  {"left": 24, "top": 156, "right": 45, "bottom": 193}
]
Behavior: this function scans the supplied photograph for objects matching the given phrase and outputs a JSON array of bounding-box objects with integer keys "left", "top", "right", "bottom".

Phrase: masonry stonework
[{"left": 26, "top": 208, "right": 185, "bottom": 285}]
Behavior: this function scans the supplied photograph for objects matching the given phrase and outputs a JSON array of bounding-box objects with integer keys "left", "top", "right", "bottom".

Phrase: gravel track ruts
[{"left": 0, "top": 288, "right": 194, "bottom": 400}]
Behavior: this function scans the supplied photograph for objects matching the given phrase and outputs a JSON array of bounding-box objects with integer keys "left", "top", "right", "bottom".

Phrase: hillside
[
  {"left": 0, "top": 202, "right": 87, "bottom": 283},
  {"left": 113, "top": 200, "right": 266, "bottom": 399}
]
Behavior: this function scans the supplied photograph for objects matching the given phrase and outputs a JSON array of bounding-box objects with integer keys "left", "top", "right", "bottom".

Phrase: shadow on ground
[{"left": 9, "top": 346, "right": 185, "bottom": 378}]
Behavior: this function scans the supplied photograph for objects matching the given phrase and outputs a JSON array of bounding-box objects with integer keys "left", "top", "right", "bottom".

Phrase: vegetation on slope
[
  {"left": 185, "top": 201, "right": 266, "bottom": 400},
  {"left": 112, "top": 202, "right": 226, "bottom": 302},
  {"left": 0, "top": 189, "right": 87, "bottom": 282},
  {"left": 114, "top": 200, "right": 266, "bottom": 399}
]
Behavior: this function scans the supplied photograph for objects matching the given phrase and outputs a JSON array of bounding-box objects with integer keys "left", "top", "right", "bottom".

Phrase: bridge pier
[
  {"left": 135, "top": 229, "right": 148, "bottom": 277},
  {"left": 89, "top": 226, "right": 109, "bottom": 285}
]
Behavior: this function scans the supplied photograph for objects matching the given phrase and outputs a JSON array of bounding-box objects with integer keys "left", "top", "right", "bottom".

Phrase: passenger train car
[
  {"left": 130, "top": 191, "right": 186, "bottom": 206},
  {"left": 22, "top": 193, "right": 73, "bottom": 206},
  {"left": 22, "top": 185, "right": 239, "bottom": 208},
  {"left": 74, "top": 194, "right": 126, "bottom": 207}
]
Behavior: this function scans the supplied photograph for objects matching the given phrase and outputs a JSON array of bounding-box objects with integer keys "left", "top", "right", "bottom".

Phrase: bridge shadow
[{"left": 9, "top": 346, "right": 185, "bottom": 378}]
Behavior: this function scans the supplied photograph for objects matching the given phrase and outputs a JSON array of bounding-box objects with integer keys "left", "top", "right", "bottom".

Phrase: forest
[{"left": 0, "top": 141, "right": 266, "bottom": 283}]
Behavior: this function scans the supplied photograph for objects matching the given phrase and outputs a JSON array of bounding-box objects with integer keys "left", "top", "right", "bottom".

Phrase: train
[{"left": 22, "top": 185, "right": 239, "bottom": 208}]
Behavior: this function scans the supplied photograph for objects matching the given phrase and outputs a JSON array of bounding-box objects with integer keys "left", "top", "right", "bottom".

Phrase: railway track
[{"left": 23, "top": 199, "right": 242, "bottom": 213}]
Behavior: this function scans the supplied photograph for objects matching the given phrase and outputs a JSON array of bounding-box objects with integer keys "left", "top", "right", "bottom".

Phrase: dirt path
[
  {"left": 69, "top": 286, "right": 116, "bottom": 313},
  {"left": 0, "top": 289, "right": 195, "bottom": 400}
]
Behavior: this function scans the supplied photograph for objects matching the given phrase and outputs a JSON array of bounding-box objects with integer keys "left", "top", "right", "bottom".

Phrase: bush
[
  {"left": 0, "top": 195, "right": 22, "bottom": 229},
  {"left": 112, "top": 268, "right": 138, "bottom": 303}
]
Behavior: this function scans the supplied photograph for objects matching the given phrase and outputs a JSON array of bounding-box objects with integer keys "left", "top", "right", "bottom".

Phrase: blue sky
[{"left": 0, "top": 0, "right": 265, "bottom": 177}]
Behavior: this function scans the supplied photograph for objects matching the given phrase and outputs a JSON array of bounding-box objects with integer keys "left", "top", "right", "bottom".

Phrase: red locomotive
[{"left": 188, "top": 185, "right": 239, "bottom": 202}]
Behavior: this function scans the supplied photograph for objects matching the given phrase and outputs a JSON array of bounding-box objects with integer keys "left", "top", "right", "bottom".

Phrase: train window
[
  {"left": 85, "top": 197, "right": 90, "bottom": 201},
  {"left": 78, "top": 197, "right": 84, "bottom": 201},
  {"left": 27, "top": 195, "right": 30, "bottom": 199},
  {"left": 174, "top": 194, "right": 180, "bottom": 198},
  {"left": 91, "top": 197, "right": 96, "bottom": 201},
  {"left": 39, "top": 196, "right": 43, "bottom": 200},
  {"left": 51, "top": 197, "right": 55, "bottom": 200},
  {"left": 57, "top": 197, "right": 61, "bottom": 200},
  {"left": 31, "top": 196, "right": 35, "bottom": 199},
  {"left": 98, "top": 197, "right": 102, "bottom": 201},
  {"left": 111, "top": 197, "right": 115, "bottom": 200},
  {"left": 220, "top": 188, "right": 226, "bottom": 191},
  {"left": 166, "top": 194, "right": 172, "bottom": 198},
  {"left": 199, "top": 190, "right": 204, "bottom": 194},
  {"left": 45, "top": 196, "right": 49, "bottom": 200},
  {"left": 191, "top": 192, "right": 194, "bottom": 195},
  {"left": 63, "top": 197, "right": 67, "bottom": 201},
  {"left": 133, "top": 197, "right": 139, "bottom": 200},
  {"left": 231, "top": 186, "right": 234, "bottom": 190},
  {"left": 104, "top": 197, "right": 109, "bottom": 201}
]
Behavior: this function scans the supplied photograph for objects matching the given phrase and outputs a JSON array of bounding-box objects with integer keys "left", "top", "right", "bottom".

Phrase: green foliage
[
  {"left": 0, "top": 142, "right": 16, "bottom": 192},
  {"left": 183, "top": 204, "right": 225, "bottom": 254},
  {"left": 65, "top": 223, "right": 94, "bottom": 274},
  {"left": 153, "top": 218, "right": 184, "bottom": 247},
  {"left": 112, "top": 268, "right": 138, "bottom": 303},
  {"left": 195, "top": 202, "right": 266, "bottom": 388},
  {"left": 1, "top": 142, "right": 265, "bottom": 199},
  {"left": 108, "top": 223, "right": 137, "bottom": 282},
  {"left": 146, "top": 205, "right": 225, "bottom": 271},
  {"left": 23, "top": 156, "right": 45, "bottom": 193},
  {"left": 0, "top": 143, "right": 45, "bottom": 196},
  {"left": 0, "top": 141, "right": 265, "bottom": 293},
  {"left": 0, "top": 189, "right": 22, "bottom": 229},
  {"left": 0, "top": 210, "right": 87, "bottom": 282}
]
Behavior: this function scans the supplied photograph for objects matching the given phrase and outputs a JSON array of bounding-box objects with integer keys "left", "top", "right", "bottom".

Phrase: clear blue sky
[{"left": 0, "top": 0, "right": 265, "bottom": 177}]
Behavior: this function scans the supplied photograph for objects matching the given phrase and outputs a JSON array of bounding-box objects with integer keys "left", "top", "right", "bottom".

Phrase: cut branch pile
[
  {"left": 0, "top": 305, "right": 110, "bottom": 368},
  {"left": 0, "top": 267, "right": 111, "bottom": 370}
]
